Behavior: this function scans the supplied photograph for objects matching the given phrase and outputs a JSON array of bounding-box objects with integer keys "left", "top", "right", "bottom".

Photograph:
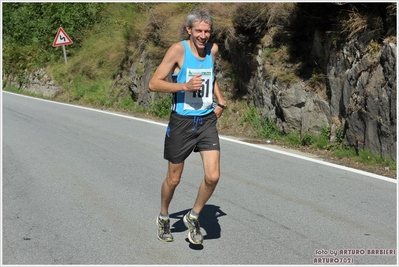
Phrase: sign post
[{"left": 52, "top": 27, "right": 73, "bottom": 64}]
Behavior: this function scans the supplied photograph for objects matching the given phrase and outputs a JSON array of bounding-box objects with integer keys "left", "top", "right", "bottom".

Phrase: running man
[{"left": 149, "top": 9, "right": 226, "bottom": 245}]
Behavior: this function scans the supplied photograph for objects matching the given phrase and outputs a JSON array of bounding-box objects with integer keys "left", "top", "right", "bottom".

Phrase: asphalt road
[{"left": 2, "top": 91, "right": 397, "bottom": 265}]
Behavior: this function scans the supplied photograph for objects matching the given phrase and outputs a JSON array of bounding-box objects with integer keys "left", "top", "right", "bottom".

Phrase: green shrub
[
  {"left": 259, "top": 117, "right": 281, "bottom": 139},
  {"left": 335, "top": 126, "right": 344, "bottom": 143},
  {"left": 242, "top": 105, "right": 260, "bottom": 127},
  {"left": 2, "top": 2, "right": 104, "bottom": 73},
  {"left": 301, "top": 132, "right": 315, "bottom": 146},
  {"left": 284, "top": 132, "right": 302, "bottom": 147},
  {"left": 242, "top": 106, "right": 281, "bottom": 139},
  {"left": 151, "top": 94, "right": 172, "bottom": 118},
  {"left": 312, "top": 135, "right": 330, "bottom": 150}
]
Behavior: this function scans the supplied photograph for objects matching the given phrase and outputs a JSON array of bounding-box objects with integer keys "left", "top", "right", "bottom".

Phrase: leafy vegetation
[
  {"left": 242, "top": 106, "right": 281, "bottom": 140},
  {"left": 2, "top": 2, "right": 104, "bottom": 75},
  {"left": 150, "top": 94, "right": 172, "bottom": 118},
  {"left": 333, "top": 147, "right": 396, "bottom": 171}
]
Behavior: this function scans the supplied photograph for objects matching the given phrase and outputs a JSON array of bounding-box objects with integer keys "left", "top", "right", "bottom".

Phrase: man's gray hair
[{"left": 186, "top": 10, "right": 213, "bottom": 30}]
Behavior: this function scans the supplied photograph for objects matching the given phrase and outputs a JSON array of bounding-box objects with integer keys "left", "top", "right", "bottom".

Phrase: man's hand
[
  {"left": 185, "top": 74, "right": 203, "bottom": 91},
  {"left": 214, "top": 105, "right": 224, "bottom": 118}
]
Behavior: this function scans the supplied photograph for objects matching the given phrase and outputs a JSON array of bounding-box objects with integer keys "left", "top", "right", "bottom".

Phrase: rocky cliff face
[
  {"left": 245, "top": 29, "right": 397, "bottom": 160},
  {"left": 329, "top": 36, "right": 396, "bottom": 161}
]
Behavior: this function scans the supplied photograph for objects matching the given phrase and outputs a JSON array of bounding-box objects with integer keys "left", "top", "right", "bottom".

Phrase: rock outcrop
[
  {"left": 246, "top": 31, "right": 396, "bottom": 160},
  {"left": 4, "top": 68, "right": 62, "bottom": 98}
]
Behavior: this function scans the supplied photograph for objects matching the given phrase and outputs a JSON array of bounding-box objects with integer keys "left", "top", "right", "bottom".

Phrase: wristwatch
[{"left": 217, "top": 103, "right": 227, "bottom": 109}]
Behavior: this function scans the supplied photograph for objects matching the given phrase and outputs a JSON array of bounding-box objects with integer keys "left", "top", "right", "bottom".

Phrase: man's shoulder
[
  {"left": 210, "top": 42, "right": 219, "bottom": 54},
  {"left": 169, "top": 41, "right": 185, "bottom": 53},
  {"left": 164, "top": 41, "right": 185, "bottom": 63}
]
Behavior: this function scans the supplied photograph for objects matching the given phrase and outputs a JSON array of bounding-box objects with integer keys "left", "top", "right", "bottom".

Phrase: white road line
[{"left": 3, "top": 91, "right": 397, "bottom": 184}]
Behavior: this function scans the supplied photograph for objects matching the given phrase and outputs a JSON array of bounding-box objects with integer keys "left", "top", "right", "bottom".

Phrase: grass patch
[
  {"left": 3, "top": 85, "right": 49, "bottom": 99},
  {"left": 240, "top": 106, "right": 396, "bottom": 171},
  {"left": 242, "top": 105, "right": 281, "bottom": 139},
  {"left": 334, "top": 147, "right": 396, "bottom": 170},
  {"left": 282, "top": 132, "right": 302, "bottom": 147},
  {"left": 116, "top": 95, "right": 136, "bottom": 110}
]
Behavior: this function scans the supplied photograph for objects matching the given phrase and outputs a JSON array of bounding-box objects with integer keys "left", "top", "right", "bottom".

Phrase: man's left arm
[
  {"left": 213, "top": 80, "right": 226, "bottom": 117},
  {"left": 211, "top": 43, "right": 227, "bottom": 118}
]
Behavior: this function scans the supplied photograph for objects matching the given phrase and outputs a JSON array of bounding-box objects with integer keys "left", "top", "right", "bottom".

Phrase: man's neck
[{"left": 187, "top": 40, "right": 206, "bottom": 58}]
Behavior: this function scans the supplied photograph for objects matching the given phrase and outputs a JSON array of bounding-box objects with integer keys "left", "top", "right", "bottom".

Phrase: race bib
[{"left": 184, "top": 68, "right": 213, "bottom": 110}]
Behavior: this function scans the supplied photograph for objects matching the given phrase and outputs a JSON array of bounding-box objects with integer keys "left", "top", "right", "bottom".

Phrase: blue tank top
[{"left": 171, "top": 40, "right": 215, "bottom": 116}]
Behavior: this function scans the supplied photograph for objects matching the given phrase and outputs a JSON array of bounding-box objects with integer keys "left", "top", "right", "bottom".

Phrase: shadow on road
[{"left": 169, "top": 204, "right": 227, "bottom": 248}]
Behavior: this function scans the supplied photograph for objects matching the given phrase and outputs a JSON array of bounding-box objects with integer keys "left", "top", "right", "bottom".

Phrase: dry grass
[
  {"left": 341, "top": 5, "right": 383, "bottom": 39},
  {"left": 342, "top": 7, "right": 367, "bottom": 38},
  {"left": 217, "top": 100, "right": 259, "bottom": 139},
  {"left": 146, "top": 3, "right": 237, "bottom": 43},
  {"left": 265, "top": 2, "right": 296, "bottom": 28}
]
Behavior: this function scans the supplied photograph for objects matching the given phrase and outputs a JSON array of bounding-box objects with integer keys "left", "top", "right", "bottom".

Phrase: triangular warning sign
[{"left": 52, "top": 27, "right": 73, "bottom": 47}]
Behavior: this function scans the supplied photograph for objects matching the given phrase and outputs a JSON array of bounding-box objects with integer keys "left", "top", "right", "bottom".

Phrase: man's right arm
[
  {"left": 149, "top": 43, "right": 187, "bottom": 93},
  {"left": 149, "top": 43, "right": 203, "bottom": 93}
]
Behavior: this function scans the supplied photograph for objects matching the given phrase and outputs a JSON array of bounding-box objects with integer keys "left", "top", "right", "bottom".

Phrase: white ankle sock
[
  {"left": 159, "top": 213, "right": 169, "bottom": 220},
  {"left": 189, "top": 210, "right": 199, "bottom": 219}
]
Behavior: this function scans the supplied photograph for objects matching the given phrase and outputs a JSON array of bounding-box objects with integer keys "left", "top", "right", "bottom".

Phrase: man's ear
[{"left": 186, "top": 26, "right": 191, "bottom": 35}]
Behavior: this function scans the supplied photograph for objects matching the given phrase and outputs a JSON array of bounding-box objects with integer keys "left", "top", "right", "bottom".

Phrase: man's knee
[
  {"left": 205, "top": 171, "right": 220, "bottom": 185},
  {"left": 166, "top": 162, "right": 184, "bottom": 187},
  {"left": 166, "top": 175, "right": 181, "bottom": 187}
]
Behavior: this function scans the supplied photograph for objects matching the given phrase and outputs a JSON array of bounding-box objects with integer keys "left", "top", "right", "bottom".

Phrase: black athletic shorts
[{"left": 164, "top": 111, "right": 220, "bottom": 163}]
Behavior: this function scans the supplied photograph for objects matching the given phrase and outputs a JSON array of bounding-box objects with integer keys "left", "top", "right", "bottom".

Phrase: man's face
[{"left": 187, "top": 21, "right": 212, "bottom": 49}]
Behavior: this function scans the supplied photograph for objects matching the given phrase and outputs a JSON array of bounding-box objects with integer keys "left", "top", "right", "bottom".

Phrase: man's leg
[
  {"left": 161, "top": 161, "right": 185, "bottom": 215},
  {"left": 192, "top": 150, "right": 220, "bottom": 214},
  {"left": 183, "top": 150, "right": 220, "bottom": 244},
  {"left": 157, "top": 161, "right": 184, "bottom": 242}
]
